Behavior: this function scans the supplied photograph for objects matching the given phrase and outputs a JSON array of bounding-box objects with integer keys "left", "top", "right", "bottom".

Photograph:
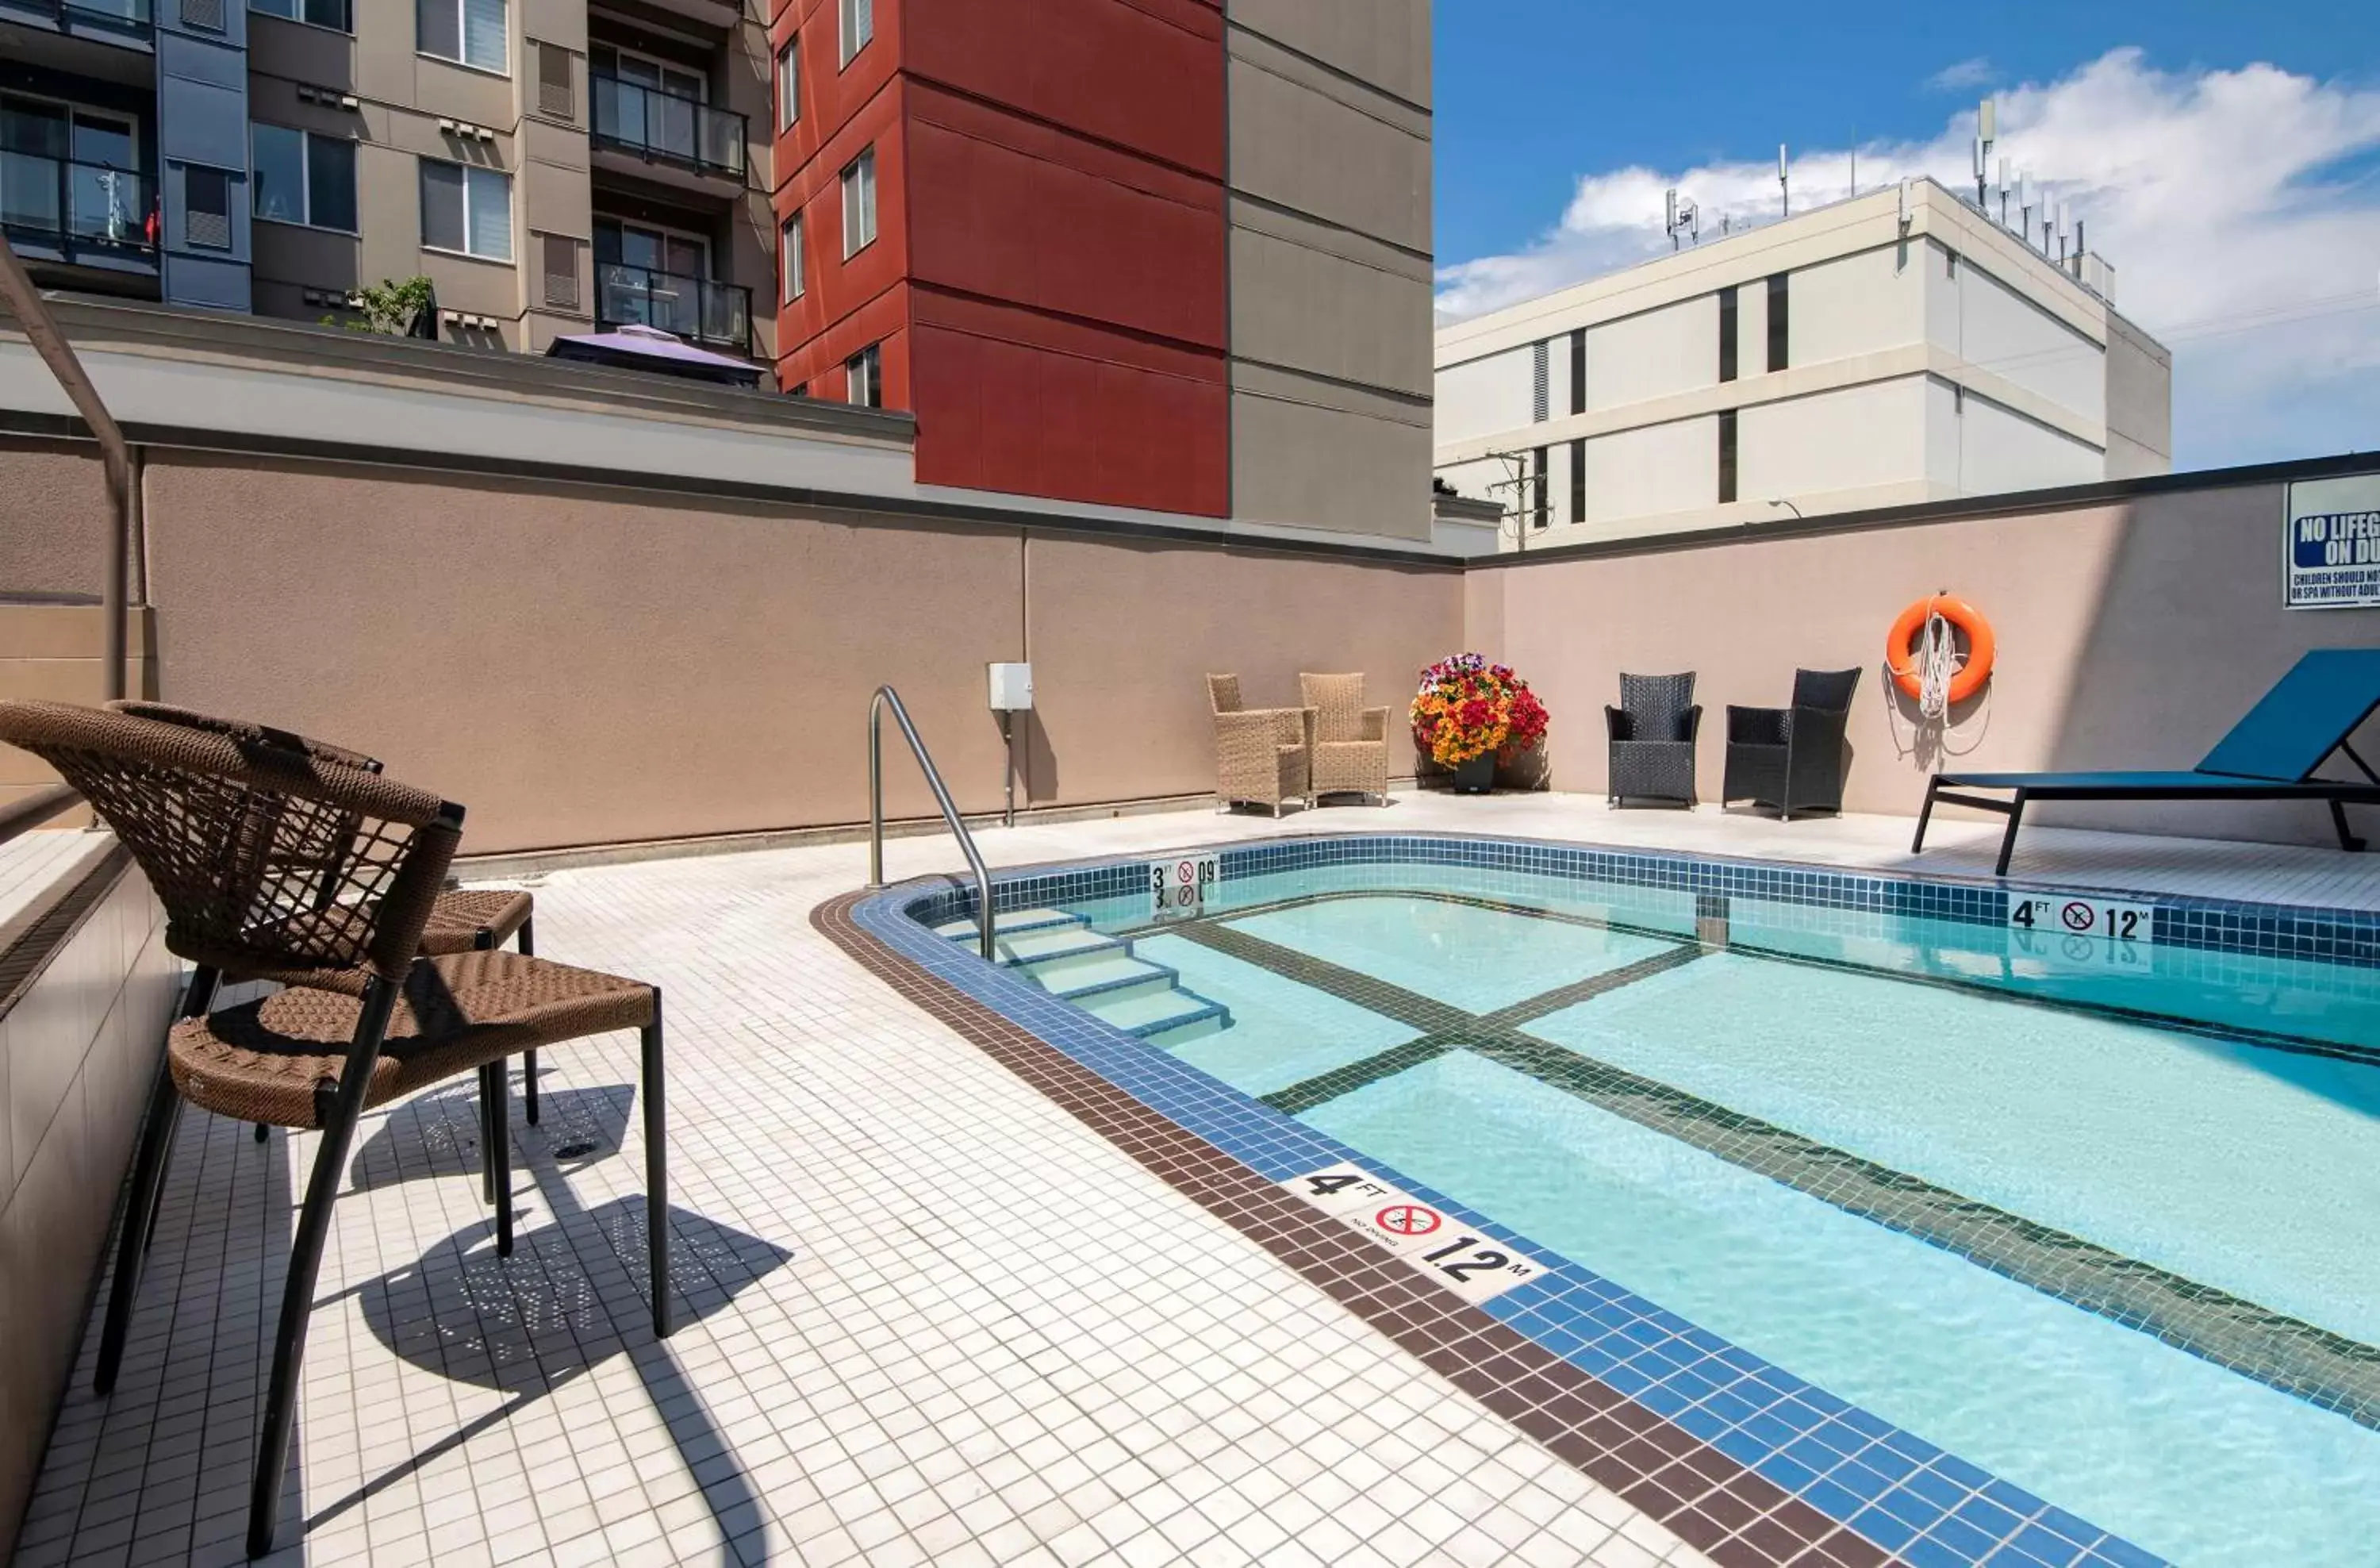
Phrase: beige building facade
[
  {"left": 1437, "top": 180, "right": 2173, "bottom": 548},
  {"left": 244, "top": 0, "right": 777, "bottom": 361}
]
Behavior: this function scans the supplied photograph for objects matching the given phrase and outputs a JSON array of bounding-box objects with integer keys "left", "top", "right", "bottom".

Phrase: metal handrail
[
  {"left": 0, "top": 784, "right": 82, "bottom": 849},
  {"left": 867, "top": 686, "right": 996, "bottom": 961}
]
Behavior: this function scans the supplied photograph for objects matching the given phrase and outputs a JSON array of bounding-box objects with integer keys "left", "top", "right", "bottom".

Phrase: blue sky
[{"left": 1433, "top": 3, "right": 2380, "bottom": 469}]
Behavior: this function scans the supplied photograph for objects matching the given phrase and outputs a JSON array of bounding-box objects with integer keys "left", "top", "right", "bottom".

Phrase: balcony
[
  {"left": 595, "top": 262, "right": 751, "bottom": 355},
  {"left": 0, "top": 154, "right": 157, "bottom": 277},
  {"left": 0, "top": 0, "right": 152, "bottom": 44},
  {"left": 590, "top": 75, "right": 746, "bottom": 184}
]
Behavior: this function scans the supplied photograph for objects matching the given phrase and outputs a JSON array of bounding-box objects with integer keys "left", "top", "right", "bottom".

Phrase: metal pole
[
  {"left": 867, "top": 686, "right": 996, "bottom": 962},
  {"left": 0, "top": 232, "right": 133, "bottom": 701},
  {"left": 867, "top": 688, "right": 885, "bottom": 887}
]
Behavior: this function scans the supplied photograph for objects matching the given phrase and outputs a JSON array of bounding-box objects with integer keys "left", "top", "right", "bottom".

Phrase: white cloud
[
  {"left": 1928, "top": 56, "right": 1995, "bottom": 93},
  {"left": 1434, "top": 48, "right": 2380, "bottom": 468}
]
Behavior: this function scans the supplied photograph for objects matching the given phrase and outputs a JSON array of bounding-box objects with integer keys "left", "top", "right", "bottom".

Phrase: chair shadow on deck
[{"left": 313, "top": 1082, "right": 793, "bottom": 1559}]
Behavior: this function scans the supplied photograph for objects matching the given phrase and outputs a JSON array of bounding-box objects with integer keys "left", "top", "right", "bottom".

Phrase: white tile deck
[{"left": 13, "top": 793, "right": 2376, "bottom": 1568}]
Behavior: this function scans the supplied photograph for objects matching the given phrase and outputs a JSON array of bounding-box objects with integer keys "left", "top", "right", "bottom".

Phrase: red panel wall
[
  {"left": 904, "top": 86, "right": 1224, "bottom": 350},
  {"left": 911, "top": 290, "right": 1227, "bottom": 517},
  {"left": 770, "top": 0, "right": 1230, "bottom": 517},
  {"left": 901, "top": 0, "right": 1224, "bottom": 176}
]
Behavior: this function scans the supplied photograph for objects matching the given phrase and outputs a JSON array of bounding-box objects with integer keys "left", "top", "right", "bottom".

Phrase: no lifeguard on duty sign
[{"left": 2286, "top": 475, "right": 2380, "bottom": 609}]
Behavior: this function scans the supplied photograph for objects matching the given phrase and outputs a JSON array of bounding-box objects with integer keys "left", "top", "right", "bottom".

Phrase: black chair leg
[
  {"left": 1911, "top": 779, "right": 1939, "bottom": 853},
  {"left": 643, "top": 990, "right": 670, "bottom": 1340},
  {"left": 479, "top": 1059, "right": 500, "bottom": 1205},
  {"left": 248, "top": 975, "right": 397, "bottom": 1560},
  {"left": 1994, "top": 792, "right": 2028, "bottom": 877},
  {"left": 94, "top": 966, "right": 219, "bottom": 1397},
  {"left": 486, "top": 1061, "right": 513, "bottom": 1258},
  {"left": 519, "top": 916, "right": 539, "bottom": 1127},
  {"left": 2330, "top": 799, "right": 2367, "bottom": 853}
]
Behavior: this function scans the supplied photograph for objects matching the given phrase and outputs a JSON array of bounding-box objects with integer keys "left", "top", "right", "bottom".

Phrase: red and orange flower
[{"left": 1410, "top": 654, "right": 1550, "bottom": 768}]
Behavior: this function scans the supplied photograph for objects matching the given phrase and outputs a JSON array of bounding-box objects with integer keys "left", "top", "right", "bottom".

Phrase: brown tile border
[{"left": 814, "top": 888, "right": 1902, "bottom": 1567}]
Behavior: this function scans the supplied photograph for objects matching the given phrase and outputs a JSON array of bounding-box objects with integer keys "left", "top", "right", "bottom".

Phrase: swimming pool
[{"left": 844, "top": 836, "right": 2380, "bottom": 1568}]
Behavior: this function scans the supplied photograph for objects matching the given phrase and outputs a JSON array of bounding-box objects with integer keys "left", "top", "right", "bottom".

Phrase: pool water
[{"left": 1053, "top": 863, "right": 2380, "bottom": 1567}]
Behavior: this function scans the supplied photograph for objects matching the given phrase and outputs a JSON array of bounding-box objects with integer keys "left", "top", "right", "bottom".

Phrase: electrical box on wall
[{"left": 988, "top": 663, "right": 1034, "bottom": 712}]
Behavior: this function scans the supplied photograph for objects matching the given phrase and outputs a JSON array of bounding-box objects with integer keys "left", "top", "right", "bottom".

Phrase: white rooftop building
[{"left": 1434, "top": 178, "right": 2172, "bottom": 548}]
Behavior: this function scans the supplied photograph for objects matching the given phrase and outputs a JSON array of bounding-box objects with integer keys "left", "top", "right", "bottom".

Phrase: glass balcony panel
[
  {"left": 68, "top": 163, "right": 144, "bottom": 243},
  {"left": 590, "top": 75, "right": 747, "bottom": 179},
  {"left": 0, "top": 151, "right": 64, "bottom": 233},
  {"left": 595, "top": 262, "right": 752, "bottom": 355}
]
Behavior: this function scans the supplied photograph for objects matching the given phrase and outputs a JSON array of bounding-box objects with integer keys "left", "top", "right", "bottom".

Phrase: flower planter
[{"left": 1410, "top": 653, "right": 1553, "bottom": 797}]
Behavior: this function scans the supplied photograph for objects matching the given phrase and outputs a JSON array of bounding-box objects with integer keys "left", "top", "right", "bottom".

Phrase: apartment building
[
  {"left": 769, "top": 0, "right": 1437, "bottom": 539},
  {"left": 1435, "top": 179, "right": 2173, "bottom": 548},
  {"left": 2, "top": 0, "right": 1438, "bottom": 541},
  {"left": 1, "top": 0, "right": 778, "bottom": 363}
]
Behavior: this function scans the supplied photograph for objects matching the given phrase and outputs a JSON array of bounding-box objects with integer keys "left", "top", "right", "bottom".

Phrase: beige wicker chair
[
  {"left": 1300, "top": 672, "right": 1392, "bottom": 805},
  {"left": 1207, "top": 674, "right": 1311, "bottom": 815}
]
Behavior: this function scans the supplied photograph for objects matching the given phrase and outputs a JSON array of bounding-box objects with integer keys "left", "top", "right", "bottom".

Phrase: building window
[
  {"left": 1766, "top": 272, "right": 1789, "bottom": 373},
  {"left": 1718, "top": 410, "right": 1738, "bottom": 505},
  {"left": 840, "top": 146, "right": 876, "bottom": 257},
  {"left": 776, "top": 36, "right": 798, "bottom": 130},
  {"left": 251, "top": 122, "right": 357, "bottom": 232},
  {"left": 182, "top": 166, "right": 232, "bottom": 249},
  {"left": 419, "top": 0, "right": 509, "bottom": 75},
  {"left": 251, "top": 0, "right": 351, "bottom": 28},
  {"left": 1530, "top": 340, "right": 1549, "bottom": 423},
  {"left": 839, "top": 0, "right": 872, "bottom": 65},
  {"left": 847, "top": 343, "right": 881, "bottom": 407},
  {"left": 1568, "top": 437, "right": 1584, "bottom": 524},
  {"left": 1718, "top": 286, "right": 1738, "bottom": 383},
  {"left": 1531, "top": 446, "right": 1548, "bottom": 529},
  {"left": 1568, "top": 329, "right": 1585, "bottom": 416},
  {"left": 781, "top": 212, "right": 804, "bottom": 301},
  {"left": 420, "top": 158, "right": 512, "bottom": 260}
]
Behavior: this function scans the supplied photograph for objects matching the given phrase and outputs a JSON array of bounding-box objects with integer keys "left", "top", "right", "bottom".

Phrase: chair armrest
[
  {"left": 1682, "top": 704, "right": 1704, "bottom": 744},
  {"left": 1789, "top": 702, "right": 1851, "bottom": 751},
  {"left": 1727, "top": 705, "right": 1791, "bottom": 747},
  {"left": 1606, "top": 706, "right": 1635, "bottom": 742},
  {"left": 1217, "top": 707, "right": 1309, "bottom": 750},
  {"left": 1360, "top": 706, "right": 1391, "bottom": 744}
]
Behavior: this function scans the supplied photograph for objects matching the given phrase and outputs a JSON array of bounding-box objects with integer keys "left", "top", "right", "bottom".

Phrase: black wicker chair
[
  {"left": 1606, "top": 672, "right": 1702, "bottom": 807},
  {"left": 1724, "top": 667, "right": 1863, "bottom": 820}
]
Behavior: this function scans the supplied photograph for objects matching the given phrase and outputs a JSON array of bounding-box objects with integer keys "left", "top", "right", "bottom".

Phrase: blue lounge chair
[{"left": 1912, "top": 648, "right": 2380, "bottom": 875}]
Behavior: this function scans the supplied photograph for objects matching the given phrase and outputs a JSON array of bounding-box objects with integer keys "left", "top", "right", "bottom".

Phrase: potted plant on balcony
[{"left": 1411, "top": 654, "right": 1551, "bottom": 794}]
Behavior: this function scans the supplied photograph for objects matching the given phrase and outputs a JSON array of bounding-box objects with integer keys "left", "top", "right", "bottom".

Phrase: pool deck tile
[{"left": 20, "top": 790, "right": 2343, "bottom": 1566}]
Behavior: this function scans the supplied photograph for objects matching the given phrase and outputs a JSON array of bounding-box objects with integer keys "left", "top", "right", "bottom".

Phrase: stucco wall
[
  {"left": 30, "top": 450, "right": 1462, "bottom": 855},
  {"left": 0, "top": 440, "right": 113, "bottom": 603},
  {"left": 1472, "top": 482, "right": 2380, "bottom": 845}
]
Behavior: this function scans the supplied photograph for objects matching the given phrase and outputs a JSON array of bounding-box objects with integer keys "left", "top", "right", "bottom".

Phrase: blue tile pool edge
[{"left": 845, "top": 832, "right": 2202, "bottom": 1567}]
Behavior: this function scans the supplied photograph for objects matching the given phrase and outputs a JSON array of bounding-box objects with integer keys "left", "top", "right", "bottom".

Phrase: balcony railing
[
  {"left": 595, "top": 263, "right": 752, "bottom": 354},
  {"left": 2, "top": 0, "right": 152, "bottom": 34},
  {"left": 590, "top": 75, "right": 746, "bottom": 181},
  {"left": 0, "top": 155, "right": 158, "bottom": 269}
]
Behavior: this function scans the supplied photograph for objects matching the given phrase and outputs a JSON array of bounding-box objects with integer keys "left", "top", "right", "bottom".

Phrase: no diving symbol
[
  {"left": 1376, "top": 1203, "right": 1441, "bottom": 1237},
  {"left": 2060, "top": 901, "right": 2095, "bottom": 933}
]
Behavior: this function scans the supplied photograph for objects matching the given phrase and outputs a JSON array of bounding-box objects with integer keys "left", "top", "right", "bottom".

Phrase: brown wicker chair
[
  {"left": 0, "top": 700, "right": 670, "bottom": 1559},
  {"left": 1300, "top": 672, "right": 1392, "bottom": 805},
  {"left": 1207, "top": 674, "right": 1311, "bottom": 815},
  {"left": 114, "top": 702, "right": 547, "bottom": 1132}
]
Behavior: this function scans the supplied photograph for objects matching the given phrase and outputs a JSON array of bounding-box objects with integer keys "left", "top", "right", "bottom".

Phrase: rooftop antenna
[
  {"left": 1849, "top": 126, "right": 1857, "bottom": 198},
  {"left": 1974, "top": 98, "right": 1995, "bottom": 209},
  {"left": 1778, "top": 143, "right": 1791, "bottom": 217},
  {"left": 2056, "top": 199, "right": 2071, "bottom": 263},
  {"left": 1997, "top": 157, "right": 2012, "bottom": 226},
  {"left": 1664, "top": 187, "right": 1699, "bottom": 251}
]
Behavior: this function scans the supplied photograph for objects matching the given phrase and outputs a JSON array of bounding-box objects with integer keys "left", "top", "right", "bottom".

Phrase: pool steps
[{"left": 934, "top": 908, "right": 1230, "bottom": 1047}]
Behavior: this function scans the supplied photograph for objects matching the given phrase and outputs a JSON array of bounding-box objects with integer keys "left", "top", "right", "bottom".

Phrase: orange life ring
[{"left": 1887, "top": 595, "right": 1995, "bottom": 705}]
